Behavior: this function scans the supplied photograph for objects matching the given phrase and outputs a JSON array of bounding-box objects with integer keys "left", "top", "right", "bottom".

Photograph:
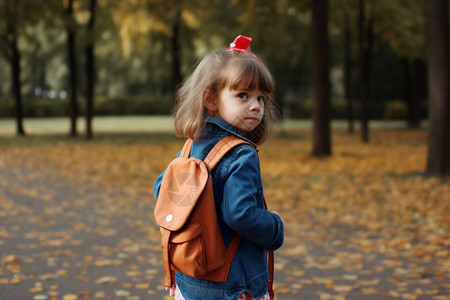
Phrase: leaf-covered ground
[{"left": 0, "top": 128, "right": 449, "bottom": 299}]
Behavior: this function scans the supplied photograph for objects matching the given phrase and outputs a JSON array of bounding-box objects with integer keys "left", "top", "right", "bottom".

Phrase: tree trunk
[
  {"left": 9, "top": 22, "right": 25, "bottom": 136},
  {"left": 85, "top": 0, "right": 96, "bottom": 139},
  {"left": 66, "top": 0, "right": 78, "bottom": 136},
  {"left": 424, "top": 0, "right": 450, "bottom": 177},
  {"left": 343, "top": 5, "right": 354, "bottom": 133},
  {"left": 402, "top": 58, "right": 424, "bottom": 129},
  {"left": 358, "top": 0, "right": 373, "bottom": 143},
  {"left": 408, "top": 59, "right": 426, "bottom": 128},
  {"left": 5, "top": 2, "right": 25, "bottom": 136},
  {"left": 311, "top": 0, "right": 331, "bottom": 156}
]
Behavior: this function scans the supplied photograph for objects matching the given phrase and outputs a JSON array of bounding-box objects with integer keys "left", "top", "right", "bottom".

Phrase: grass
[
  {"left": 0, "top": 115, "right": 423, "bottom": 147},
  {"left": 0, "top": 116, "right": 176, "bottom": 146},
  {"left": 0, "top": 132, "right": 181, "bottom": 147},
  {"left": 0, "top": 116, "right": 174, "bottom": 135}
]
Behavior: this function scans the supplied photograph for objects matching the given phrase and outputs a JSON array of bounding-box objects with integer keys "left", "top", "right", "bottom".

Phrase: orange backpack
[{"left": 154, "top": 136, "right": 274, "bottom": 297}]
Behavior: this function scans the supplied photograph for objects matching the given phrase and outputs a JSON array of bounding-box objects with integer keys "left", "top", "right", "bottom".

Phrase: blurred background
[{"left": 0, "top": 0, "right": 430, "bottom": 125}]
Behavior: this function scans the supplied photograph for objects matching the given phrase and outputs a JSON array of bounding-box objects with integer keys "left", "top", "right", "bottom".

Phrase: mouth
[{"left": 245, "top": 117, "right": 260, "bottom": 122}]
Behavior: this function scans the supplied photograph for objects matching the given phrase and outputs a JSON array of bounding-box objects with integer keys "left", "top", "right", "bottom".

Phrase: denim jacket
[{"left": 153, "top": 117, "right": 284, "bottom": 300}]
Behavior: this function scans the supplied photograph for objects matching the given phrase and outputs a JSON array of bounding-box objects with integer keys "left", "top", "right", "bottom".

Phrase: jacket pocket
[{"left": 169, "top": 223, "right": 207, "bottom": 277}]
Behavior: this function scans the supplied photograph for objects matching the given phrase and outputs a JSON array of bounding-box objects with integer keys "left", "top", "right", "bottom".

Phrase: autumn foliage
[{"left": 1, "top": 128, "right": 449, "bottom": 299}]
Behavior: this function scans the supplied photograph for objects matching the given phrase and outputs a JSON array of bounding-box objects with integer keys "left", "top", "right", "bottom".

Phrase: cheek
[{"left": 220, "top": 101, "right": 239, "bottom": 114}]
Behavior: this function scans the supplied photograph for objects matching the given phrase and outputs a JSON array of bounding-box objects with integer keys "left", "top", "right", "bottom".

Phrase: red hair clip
[{"left": 227, "top": 35, "right": 258, "bottom": 59}]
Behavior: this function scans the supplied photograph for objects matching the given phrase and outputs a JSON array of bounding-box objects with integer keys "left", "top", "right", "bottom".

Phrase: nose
[{"left": 249, "top": 98, "right": 262, "bottom": 112}]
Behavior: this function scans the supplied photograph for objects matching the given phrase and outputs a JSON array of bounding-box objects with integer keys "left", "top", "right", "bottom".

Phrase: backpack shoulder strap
[
  {"left": 180, "top": 138, "right": 194, "bottom": 158},
  {"left": 204, "top": 136, "right": 254, "bottom": 170}
]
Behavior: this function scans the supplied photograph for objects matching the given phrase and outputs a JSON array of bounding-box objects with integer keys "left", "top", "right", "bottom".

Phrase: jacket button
[{"left": 166, "top": 214, "right": 173, "bottom": 223}]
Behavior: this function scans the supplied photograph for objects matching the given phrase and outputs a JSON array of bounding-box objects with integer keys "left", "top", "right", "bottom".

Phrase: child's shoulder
[
  {"left": 197, "top": 135, "right": 259, "bottom": 165},
  {"left": 224, "top": 142, "right": 260, "bottom": 167}
]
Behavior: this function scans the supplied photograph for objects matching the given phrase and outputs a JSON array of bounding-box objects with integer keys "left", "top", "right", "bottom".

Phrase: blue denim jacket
[{"left": 153, "top": 117, "right": 284, "bottom": 300}]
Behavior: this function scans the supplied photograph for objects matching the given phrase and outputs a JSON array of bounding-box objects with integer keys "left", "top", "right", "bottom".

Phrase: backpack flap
[{"left": 154, "top": 156, "right": 210, "bottom": 231}]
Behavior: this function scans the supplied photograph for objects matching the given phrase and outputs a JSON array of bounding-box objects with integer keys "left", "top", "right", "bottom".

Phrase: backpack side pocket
[{"left": 169, "top": 223, "right": 207, "bottom": 277}]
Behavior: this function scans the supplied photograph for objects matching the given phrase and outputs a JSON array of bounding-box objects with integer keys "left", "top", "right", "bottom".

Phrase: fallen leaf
[{"left": 95, "top": 276, "right": 117, "bottom": 284}]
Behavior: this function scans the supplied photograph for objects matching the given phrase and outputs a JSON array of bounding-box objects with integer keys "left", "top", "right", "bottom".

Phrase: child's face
[{"left": 215, "top": 87, "right": 265, "bottom": 132}]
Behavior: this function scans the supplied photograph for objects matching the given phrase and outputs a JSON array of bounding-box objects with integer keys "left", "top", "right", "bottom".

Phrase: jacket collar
[{"left": 205, "top": 117, "right": 257, "bottom": 148}]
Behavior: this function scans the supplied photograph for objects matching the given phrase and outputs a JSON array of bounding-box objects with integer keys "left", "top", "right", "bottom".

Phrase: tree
[
  {"left": 1, "top": 1, "right": 26, "bottom": 135},
  {"left": 371, "top": 0, "right": 426, "bottom": 129},
  {"left": 424, "top": 0, "right": 450, "bottom": 177},
  {"left": 342, "top": 3, "right": 355, "bottom": 133},
  {"left": 358, "top": 0, "right": 374, "bottom": 143},
  {"left": 170, "top": 4, "right": 182, "bottom": 96},
  {"left": 107, "top": 0, "right": 190, "bottom": 98},
  {"left": 85, "top": 0, "right": 96, "bottom": 139},
  {"left": 0, "top": 0, "right": 55, "bottom": 134},
  {"left": 234, "top": 0, "right": 311, "bottom": 115},
  {"left": 408, "top": 59, "right": 426, "bottom": 128},
  {"left": 311, "top": 0, "right": 331, "bottom": 156},
  {"left": 62, "top": 0, "right": 79, "bottom": 137},
  {"left": 402, "top": 58, "right": 426, "bottom": 128}
]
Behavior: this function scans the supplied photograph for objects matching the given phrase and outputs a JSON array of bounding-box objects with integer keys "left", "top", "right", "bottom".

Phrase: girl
[{"left": 153, "top": 35, "right": 284, "bottom": 300}]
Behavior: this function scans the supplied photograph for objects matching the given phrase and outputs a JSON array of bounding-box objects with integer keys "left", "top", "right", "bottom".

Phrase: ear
[{"left": 203, "top": 89, "right": 218, "bottom": 112}]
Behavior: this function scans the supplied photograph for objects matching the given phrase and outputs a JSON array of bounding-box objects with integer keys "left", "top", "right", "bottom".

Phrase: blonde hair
[{"left": 174, "top": 49, "right": 277, "bottom": 145}]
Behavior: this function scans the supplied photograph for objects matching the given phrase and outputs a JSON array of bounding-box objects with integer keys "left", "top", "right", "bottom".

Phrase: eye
[
  {"left": 238, "top": 93, "right": 248, "bottom": 100},
  {"left": 257, "top": 96, "right": 265, "bottom": 102}
]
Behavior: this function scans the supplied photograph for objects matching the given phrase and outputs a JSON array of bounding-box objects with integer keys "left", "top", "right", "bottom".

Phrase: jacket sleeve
[
  {"left": 153, "top": 171, "right": 164, "bottom": 200},
  {"left": 220, "top": 146, "right": 284, "bottom": 251}
]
